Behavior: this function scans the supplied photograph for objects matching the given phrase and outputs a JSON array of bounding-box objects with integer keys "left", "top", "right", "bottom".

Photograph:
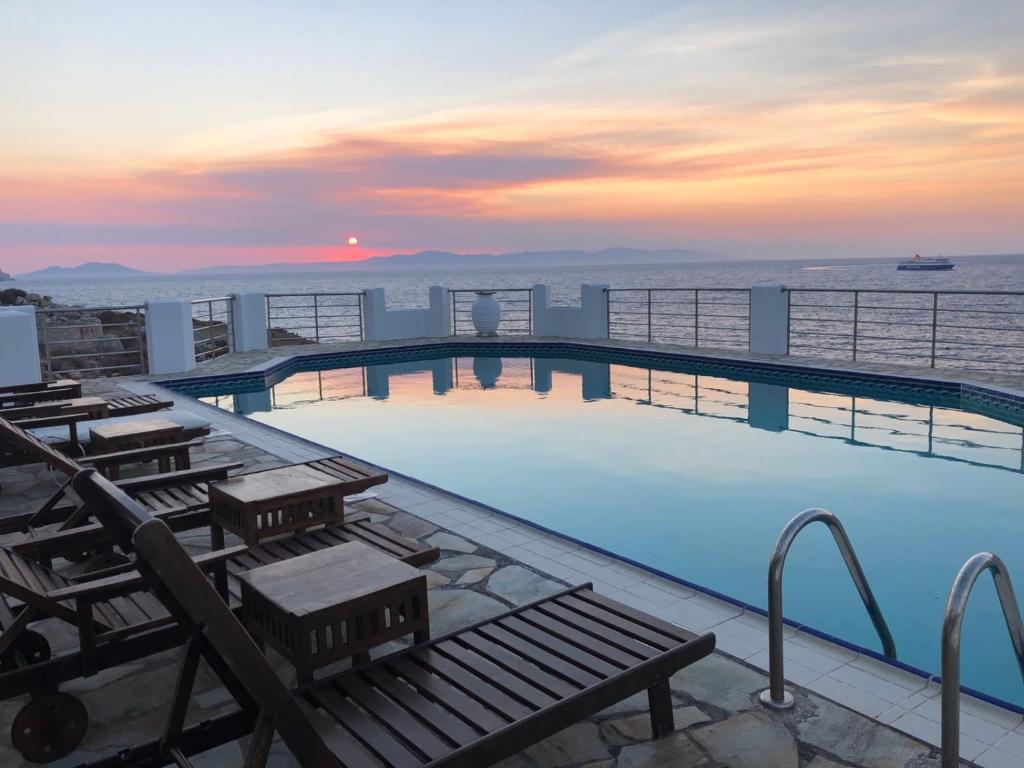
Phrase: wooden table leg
[{"left": 210, "top": 523, "right": 225, "bottom": 552}]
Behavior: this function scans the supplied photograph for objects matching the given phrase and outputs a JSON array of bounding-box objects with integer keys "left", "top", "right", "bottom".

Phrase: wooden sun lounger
[
  {"left": 0, "top": 379, "right": 82, "bottom": 407},
  {"left": 0, "top": 393, "right": 172, "bottom": 421},
  {"left": 71, "top": 470, "right": 716, "bottom": 768},
  {"left": 0, "top": 474, "right": 437, "bottom": 762}
]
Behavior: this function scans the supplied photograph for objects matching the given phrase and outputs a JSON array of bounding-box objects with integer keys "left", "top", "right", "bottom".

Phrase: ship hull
[{"left": 897, "top": 263, "right": 955, "bottom": 271}]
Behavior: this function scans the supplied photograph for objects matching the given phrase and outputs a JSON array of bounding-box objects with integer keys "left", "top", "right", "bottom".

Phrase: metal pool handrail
[
  {"left": 941, "top": 553, "right": 1024, "bottom": 767},
  {"left": 759, "top": 508, "right": 896, "bottom": 709}
]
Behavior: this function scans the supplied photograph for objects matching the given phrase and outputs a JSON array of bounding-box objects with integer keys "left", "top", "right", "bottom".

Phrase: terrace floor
[{"left": 5, "top": 338, "right": 1024, "bottom": 767}]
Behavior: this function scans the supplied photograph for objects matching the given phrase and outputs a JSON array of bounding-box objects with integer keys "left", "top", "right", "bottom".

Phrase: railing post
[
  {"left": 647, "top": 289, "right": 652, "bottom": 343},
  {"left": 760, "top": 508, "right": 895, "bottom": 710},
  {"left": 941, "top": 553, "right": 1024, "bottom": 767},
  {"left": 852, "top": 291, "right": 860, "bottom": 361},
  {"left": 694, "top": 289, "right": 699, "bottom": 347},
  {"left": 931, "top": 292, "right": 939, "bottom": 368},
  {"left": 451, "top": 291, "right": 458, "bottom": 336},
  {"left": 136, "top": 307, "right": 147, "bottom": 374},
  {"left": 313, "top": 294, "right": 320, "bottom": 343},
  {"left": 265, "top": 295, "right": 272, "bottom": 347},
  {"left": 357, "top": 293, "right": 365, "bottom": 341}
]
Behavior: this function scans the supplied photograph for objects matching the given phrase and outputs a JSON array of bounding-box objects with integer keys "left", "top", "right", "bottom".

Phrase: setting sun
[{"left": 347, "top": 236, "right": 358, "bottom": 246}]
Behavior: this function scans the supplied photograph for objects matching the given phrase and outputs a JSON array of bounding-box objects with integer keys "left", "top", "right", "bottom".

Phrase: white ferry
[{"left": 897, "top": 254, "right": 954, "bottom": 271}]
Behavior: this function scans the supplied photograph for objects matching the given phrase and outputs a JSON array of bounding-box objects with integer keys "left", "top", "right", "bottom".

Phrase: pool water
[{"left": 195, "top": 353, "right": 1024, "bottom": 706}]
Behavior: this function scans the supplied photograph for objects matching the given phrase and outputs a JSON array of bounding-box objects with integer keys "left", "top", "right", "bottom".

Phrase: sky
[{"left": 1, "top": 0, "right": 1023, "bottom": 273}]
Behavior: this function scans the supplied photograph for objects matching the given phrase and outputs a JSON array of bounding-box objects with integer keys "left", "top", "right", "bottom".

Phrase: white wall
[
  {"left": 146, "top": 299, "right": 197, "bottom": 375},
  {"left": 532, "top": 284, "right": 609, "bottom": 339},
  {"left": 0, "top": 306, "right": 42, "bottom": 386},
  {"left": 749, "top": 285, "right": 789, "bottom": 355},
  {"left": 362, "top": 286, "right": 451, "bottom": 341}
]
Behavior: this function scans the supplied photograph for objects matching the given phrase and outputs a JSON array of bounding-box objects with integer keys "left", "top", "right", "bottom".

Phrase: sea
[{"left": 8, "top": 254, "right": 1024, "bottom": 308}]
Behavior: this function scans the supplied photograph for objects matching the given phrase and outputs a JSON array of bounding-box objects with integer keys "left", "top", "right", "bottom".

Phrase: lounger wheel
[
  {"left": 11, "top": 692, "right": 88, "bottom": 763},
  {"left": 0, "top": 629, "right": 51, "bottom": 672},
  {"left": 61, "top": 549, "right": 96, "bottom": 564},
  {"left": 82, "top": 551, "right": 131, "bottom": 574}
]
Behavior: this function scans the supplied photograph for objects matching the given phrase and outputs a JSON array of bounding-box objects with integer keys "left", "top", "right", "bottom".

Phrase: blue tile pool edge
[{"left": 154, "top": 342, "right": 1024, "bottom": 715}]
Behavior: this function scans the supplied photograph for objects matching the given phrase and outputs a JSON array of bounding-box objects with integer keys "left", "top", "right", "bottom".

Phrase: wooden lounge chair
[
  {"left": 0, "top": 379, "right": 82, "bottom": 407},
  {"left": 70, "top": 470, "right": 716, "bottom": 768},
  {"left": 0, "top": 473, "right": 437, "bottom": 762},
  {"left": 0, "top": 393, "right": 172, "bottom": 421},
  {"left": 0, "top": 414, "right": 225, "bottom": 513}
]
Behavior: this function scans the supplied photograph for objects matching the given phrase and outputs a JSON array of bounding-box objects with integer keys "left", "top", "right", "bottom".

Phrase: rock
[
  {"left": 427, "top": 532, "right": 478, "bottom": 553},
  {"left": 431, "top": 554, "right": 496, "bottom": 573},
  {"left": 795, "top": 696, "right": 929, "bottom": 768},
  {"left": 456, "top": 567, "right": 494, "bottom": 585},
  {"left": 690, "top": 711, "right": 798, "bottom": 767},
  {"left": 425, "top": 571, "right": 451, "bottom": 589},
  {"left": 427, "top": 589, "right": 506, "bottom": 636},
  {"left": 671, "top": 652, "right": 767, "bottom": 712},
  {"left": 523, "top": 722, "right": 611, "bottom": 766},
  {"left": 486, "top": 565, "right": 564, "bottom": 605},
  {"left": 386, "top": 510, "right": 438, "bottom": 539},
  {"left": 615, "top": 732, "right": 709, "bottom": 767},
  {"left": 600, "top": 706, "right": 709, "bottom": 746}
]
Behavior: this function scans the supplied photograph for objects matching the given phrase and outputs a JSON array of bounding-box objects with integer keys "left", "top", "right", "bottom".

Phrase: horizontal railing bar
[
  {"left": 40, "top": 306, "right": 145, "bottom": 313},
  {"left": 191, "top": 297, "right": 232, "bottom": 304},
  {"left": 788, "top": 288, "right": 1024, "bottom": 296},
  {"left": 46, "top": 350, "right": 143, "bottom": 360}
]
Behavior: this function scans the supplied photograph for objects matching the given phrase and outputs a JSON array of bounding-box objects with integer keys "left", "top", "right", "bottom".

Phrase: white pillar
[
  {"left": 580, "top": 284, "right": 609, "bottom": 339},
  {"left": 0, "top": 306, "right": 42, "bottom": 386},
  {"left": 750, "top": 285, "right": 789, "bottom": 355},
  {"left": 426, "top": 286, "right": 452, "bottom": 337},
  {"left": 231, "top": 293, "right": 268, "bottom": 352},
  {"left": 531, "top": 285, "right": 552, "bottom": 336},
  {"left": 146, "top": 299, "right": 196, "bottom": 374},
  {"left": 361, "top": 288, "right": 387, "bottom": 342}
]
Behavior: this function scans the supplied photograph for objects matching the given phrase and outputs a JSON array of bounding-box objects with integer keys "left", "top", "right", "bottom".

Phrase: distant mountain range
[
  {"left": 14, "top": 248, "right": 724, "bottom": 278},
  {"left": 17, "top": 262, "right": 153, "bottom": 279},
  {"left": 179, "top": 247, "right": 724, "bottom": 275}
]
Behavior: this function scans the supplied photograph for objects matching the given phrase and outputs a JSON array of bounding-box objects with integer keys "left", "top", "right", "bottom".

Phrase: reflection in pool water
[{"left": 201, "top": 355, "right": 1024, "bottom": 706}]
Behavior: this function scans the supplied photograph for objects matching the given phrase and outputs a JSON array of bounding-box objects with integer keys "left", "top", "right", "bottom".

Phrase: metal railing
[
  {"left": 191, "top": 297, "right": 233, "bottom": 362},
  {"left": 941, "top": 553, "right": 1024, "bottom": 767},
  {"left": 788, "top": 289, "right": 1024, "bottom": 372},
  {"left": 759, "top": 508, "right": 895, "bottom": 709},
  {"left": 38, "top": 305, "right": 147, "bottom": 379},
  {"left": 450, "top": 289, "right": 532, "bottom": 336},
  {"left": 606, "top": 288, "right": 750, "bottom": 349},
  {"left": 266, "top": 293, "right": 364, "bottom": 347}
]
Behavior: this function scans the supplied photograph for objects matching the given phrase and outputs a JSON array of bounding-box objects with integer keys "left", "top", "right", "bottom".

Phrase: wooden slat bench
[{"left": 70, "top": 470, "right": 717, "bottom": 768}]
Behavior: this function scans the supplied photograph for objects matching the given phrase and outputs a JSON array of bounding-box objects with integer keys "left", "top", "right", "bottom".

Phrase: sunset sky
[{"left": 2, "top": 1, "right": 1022, "bottom": 272}]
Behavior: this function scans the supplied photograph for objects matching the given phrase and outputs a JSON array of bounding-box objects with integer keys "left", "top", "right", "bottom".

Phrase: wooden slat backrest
[
  {"left": 0, "top": 415, "right": 82, "bottom": 476},
  {"left": 71, "top": 469, "right": 339, "bottom": 767}
]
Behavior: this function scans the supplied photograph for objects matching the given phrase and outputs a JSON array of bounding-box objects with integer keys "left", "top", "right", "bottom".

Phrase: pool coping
[{"left": 147, "top": 337, "right": 1024, "bottom": 763}]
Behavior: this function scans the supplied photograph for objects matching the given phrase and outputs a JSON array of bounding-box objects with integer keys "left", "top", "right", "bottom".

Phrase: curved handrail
[
  {"left": 941, "top": 553, "right": 1024, "bottom": 767},
  {"left": 759, "top": 508, "right": 896, "bottom": 709}
]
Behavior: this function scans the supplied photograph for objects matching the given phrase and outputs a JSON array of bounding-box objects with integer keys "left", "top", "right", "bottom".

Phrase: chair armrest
[
  {"left": 11, "top": 522, "right": 108, "bottom": 561},
  {"left": 46, "top": 571, "right": 147, "bottom": 602},
  {"left": 82, "top": 439, "right": 202, "bottom": 467},
  {"left": 114, "top": 462, "right": 243, "bottom": 493},
  {"left": 10, "top": 412, "right": 89, "bottom": 430}
]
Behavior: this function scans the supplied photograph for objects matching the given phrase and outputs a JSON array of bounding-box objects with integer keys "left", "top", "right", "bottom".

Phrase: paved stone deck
[{"left": 6, "top": 338, "right": 1024, "bottom": 766}]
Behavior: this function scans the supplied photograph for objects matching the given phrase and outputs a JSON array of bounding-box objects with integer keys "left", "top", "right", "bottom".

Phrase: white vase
[{"left": 471, "top": 291, "right": 501, "bottom": 336}]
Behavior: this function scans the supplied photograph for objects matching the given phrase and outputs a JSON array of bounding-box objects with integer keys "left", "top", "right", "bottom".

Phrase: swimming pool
[{"left": 175, "top": 347, "right": 1024, "bottom": 707}]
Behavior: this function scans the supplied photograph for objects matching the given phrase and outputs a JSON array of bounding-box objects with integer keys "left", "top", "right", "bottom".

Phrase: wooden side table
[
  {"left": 207, "top": 465, "right": 346, "bottom": 549},
  {"left": 236, "top": 542, "right": 430, "bottom": 682},
  {"left": 89, "top": 418, "right": 188, "bottom": 479}
]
